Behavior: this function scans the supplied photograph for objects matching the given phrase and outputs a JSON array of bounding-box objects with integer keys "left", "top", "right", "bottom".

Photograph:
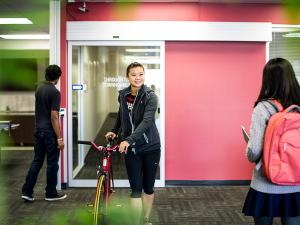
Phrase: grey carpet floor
[{"left": 0, "top": 150, "right": 282, "bottom": 225}]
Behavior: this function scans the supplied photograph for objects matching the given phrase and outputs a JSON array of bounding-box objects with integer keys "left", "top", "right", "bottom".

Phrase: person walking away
[
  {"left": 105, "top": 62, "right": 161, "bottom": 225},
  {"left": 242, "top": 58, "right": 300, "bottom": 225},
  {"left": 21, "top": 65, "right": 67, "bottom": 202}
]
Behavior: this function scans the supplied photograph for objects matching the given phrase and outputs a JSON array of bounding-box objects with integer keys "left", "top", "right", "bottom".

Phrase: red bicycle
[{"left": 78, "top": 140, "right": 118, "bottom": 225}]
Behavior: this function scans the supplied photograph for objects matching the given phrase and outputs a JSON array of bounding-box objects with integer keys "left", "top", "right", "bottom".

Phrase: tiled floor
[{"left": 0, "top": 150, "right": 281, "bottom": 225}]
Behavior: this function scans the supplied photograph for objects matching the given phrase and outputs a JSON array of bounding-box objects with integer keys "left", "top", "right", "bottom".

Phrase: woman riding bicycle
[{"left": 105, "top": 62, "right": 161, "bottom": 225}]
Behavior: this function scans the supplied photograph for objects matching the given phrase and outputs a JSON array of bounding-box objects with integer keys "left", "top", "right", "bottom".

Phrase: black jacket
[{"left": 112, "top": 85, "right": 160, "bottom": 153}]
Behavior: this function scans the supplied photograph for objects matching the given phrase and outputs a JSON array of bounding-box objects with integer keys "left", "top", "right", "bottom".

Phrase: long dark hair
[{"left": 255, "top": 58, "right": 300, "bottom": 108}]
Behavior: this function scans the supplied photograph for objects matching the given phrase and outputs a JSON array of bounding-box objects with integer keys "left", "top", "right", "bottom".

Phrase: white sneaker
[
  {"left": 45, "top": 192, "right": 67, "bottom": 201},
  {"left": 144, "top": 218, "right": 153, "bottom": 225},
  {"left": 21, "top": 195, "right": 34, "bottom": 202}
]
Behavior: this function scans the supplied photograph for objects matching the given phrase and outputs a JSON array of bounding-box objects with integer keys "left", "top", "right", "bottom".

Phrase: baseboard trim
[{"left": 166, "top": 180, "right": 251, "bottom": 186}]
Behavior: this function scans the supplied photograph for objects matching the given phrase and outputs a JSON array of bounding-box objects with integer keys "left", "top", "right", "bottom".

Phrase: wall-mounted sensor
[{"left": 78, "top": 1, "right": 88, "bottom": 13}]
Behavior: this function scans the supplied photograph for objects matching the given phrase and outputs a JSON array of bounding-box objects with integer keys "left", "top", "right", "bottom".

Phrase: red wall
[
  {"left": 60, "top": 0, "right": 67, "bottom": 107},
  {"left": 62, "top": 2, "right": 300, "bottom": 181},
  {"left": 66, "top": 2, "right": 299, "bottom": 23},
  {"left": 165, "top": 42, "right": 265, "bottom": 180}
]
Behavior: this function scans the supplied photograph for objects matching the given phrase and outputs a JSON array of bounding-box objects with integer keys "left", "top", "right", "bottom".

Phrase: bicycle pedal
[{"left": 86, "top": 203, "right": 94, "bottom": 207}]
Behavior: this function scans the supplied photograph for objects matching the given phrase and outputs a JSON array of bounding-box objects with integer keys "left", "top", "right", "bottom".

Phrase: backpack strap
[
  {"left": 266, "top": 99, "right": 284, "bottom": 112},
  {"left": 284, "top": 104, "right": 300, "bottom": 113},
  {"left": 267, "top": 99, "right": 300, "bottom": 113}
]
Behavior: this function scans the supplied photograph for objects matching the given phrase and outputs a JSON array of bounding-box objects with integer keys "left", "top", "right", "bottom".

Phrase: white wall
[{"left": 0, "top": 92, "right": 35, "bottom": 112}]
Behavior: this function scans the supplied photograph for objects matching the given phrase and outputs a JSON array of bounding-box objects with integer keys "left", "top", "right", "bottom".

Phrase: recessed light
[
  {"left": 282, "top": 33, "right": 300, "bottom": 38},
  {"left": 0, "top": 34, "right": 50, "bottom": 40},
  {"left": 0, "top": 18, "right": 32, "bottom": 24},
  {"left": 125, "top": 49, "right": 160, "bottom": 53}
]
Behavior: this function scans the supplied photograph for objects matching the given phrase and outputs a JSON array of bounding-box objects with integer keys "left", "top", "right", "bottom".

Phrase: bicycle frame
[
  {"left": 78, "top": 140, "right": 118, "bottom": 225},
  {"left": 97, "top": 144, "right": 114, "bottom": 209}
]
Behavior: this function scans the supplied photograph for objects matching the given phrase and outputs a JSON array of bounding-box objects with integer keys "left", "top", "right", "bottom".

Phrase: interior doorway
[{"left": 67, "top": 41, "right": 165, "bottom": 187}]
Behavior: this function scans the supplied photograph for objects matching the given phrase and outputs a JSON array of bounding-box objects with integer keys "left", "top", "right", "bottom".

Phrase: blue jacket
[{"left": 112, "top": 85, "right": 160, "bottom": 153}]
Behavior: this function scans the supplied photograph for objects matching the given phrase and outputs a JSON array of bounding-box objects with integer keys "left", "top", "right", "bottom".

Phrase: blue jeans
[{"left": 22, "top": 129, "right": 60, "bottom": 197}]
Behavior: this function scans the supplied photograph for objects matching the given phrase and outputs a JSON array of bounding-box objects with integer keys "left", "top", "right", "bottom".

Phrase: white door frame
[{"left": 67, "top": 40, "right": 165, "bottom": 187}]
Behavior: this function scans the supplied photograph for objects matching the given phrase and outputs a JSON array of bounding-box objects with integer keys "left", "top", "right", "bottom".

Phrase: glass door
[
  {"left": 270, "top": 25, "right": 300, "bottom": 82},
  {"left": 68, "top": 41, "right": 165, "bottom": 187}
]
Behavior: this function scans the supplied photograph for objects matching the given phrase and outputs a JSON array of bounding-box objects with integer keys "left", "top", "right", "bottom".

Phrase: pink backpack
[{"left": 263, "top": 100, "right": 300, "bottom": 185}]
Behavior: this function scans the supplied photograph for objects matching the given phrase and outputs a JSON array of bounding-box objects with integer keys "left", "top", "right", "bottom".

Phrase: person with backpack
[
  {"left": 105, "top": 62, "right": 161, "bottom": 225},
  {"left": 242, "top": 58, "right": 300, "bottom": 225}
]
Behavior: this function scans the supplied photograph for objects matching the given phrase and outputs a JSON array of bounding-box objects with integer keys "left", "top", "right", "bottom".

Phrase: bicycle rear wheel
[{"left": 93, "top": 174, "right": 107, "bottom": 225}]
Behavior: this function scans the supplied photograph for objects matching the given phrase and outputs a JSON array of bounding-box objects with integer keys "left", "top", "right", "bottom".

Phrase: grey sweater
[{"left": 246, "top": 101, "right": 300, "bottom": 194}]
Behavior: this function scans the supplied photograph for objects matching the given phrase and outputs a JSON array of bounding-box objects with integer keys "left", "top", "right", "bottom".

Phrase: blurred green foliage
[
  {"left": 13, "top": 196, "right": 139, "bottom": 225},
  {"left": 0, "top": 50, "right": 48, "bottom": 91},
  {"left": 0, "top": 58, "right": 37, "bottom": 90},
  {"left": 282, "top": 0, "right": 300, "bottom": 22},
  {"left": 0, "top": 167, "right": 6, "bottom": 223}
]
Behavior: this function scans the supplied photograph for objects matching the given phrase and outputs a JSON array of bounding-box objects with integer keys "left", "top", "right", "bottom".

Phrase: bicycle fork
[{"left": 109, "top": 162, "right": 115, "bottom": 193}]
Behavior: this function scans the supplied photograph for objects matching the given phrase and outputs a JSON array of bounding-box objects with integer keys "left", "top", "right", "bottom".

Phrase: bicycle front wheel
[{"left": 93, "top": 174, "right": 107, "bottom": 225}]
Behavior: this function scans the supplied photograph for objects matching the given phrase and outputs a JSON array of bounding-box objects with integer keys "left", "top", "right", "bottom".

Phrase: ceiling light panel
[
  {"left": 125, "top": 48, "right": 160, "bottom": 53},
  {"left": 0, "top": 18, "right": 32, "bottom": 24},
  {"left": 0, "top": 34, "right": 50, "bottom": 40},
  {"left": 282, "top": 33, "right": 300, "bottom": 38}
]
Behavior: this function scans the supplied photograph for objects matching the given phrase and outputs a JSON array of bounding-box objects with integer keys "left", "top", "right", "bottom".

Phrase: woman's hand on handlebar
[
  {"left": 119, "top": 141, "right": 130, "bottom": 154},
  {"left": 105, "top": 132, "right": 116, "bottom": 141}
]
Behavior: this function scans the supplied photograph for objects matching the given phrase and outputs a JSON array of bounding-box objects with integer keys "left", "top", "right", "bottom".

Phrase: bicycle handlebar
[
  {"left": 77, "top": 140, "right": 91, "bottom": 145},
  {"left": 77, "top": 140, "right": 119, "bottom": 152}
]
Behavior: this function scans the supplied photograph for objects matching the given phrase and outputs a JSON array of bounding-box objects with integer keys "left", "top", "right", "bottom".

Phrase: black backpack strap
[{"left": 266, "top": 99, "right": 283, "bottom": 112}]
